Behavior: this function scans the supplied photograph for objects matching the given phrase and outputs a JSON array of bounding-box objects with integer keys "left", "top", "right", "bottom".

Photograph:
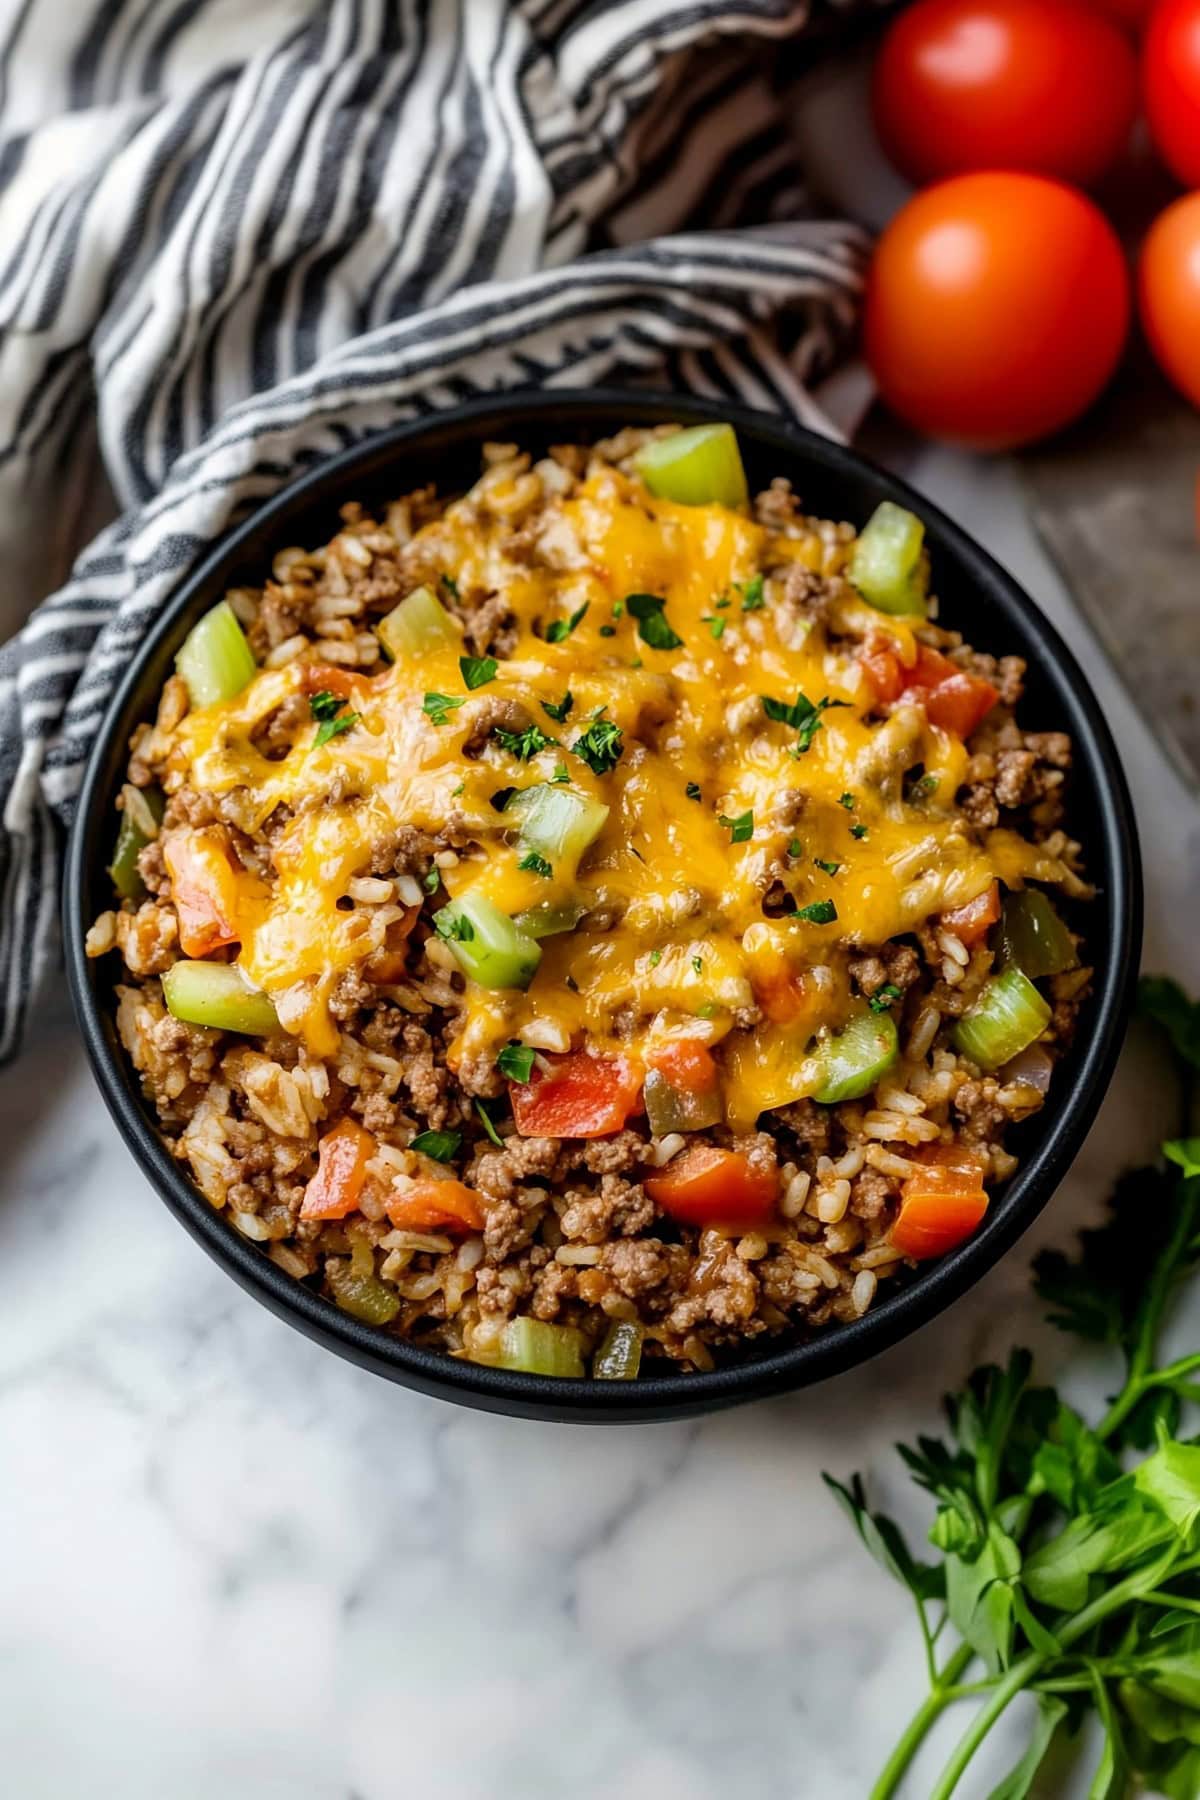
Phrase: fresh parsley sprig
[{"left": 827, "top": 975, "right": 1200, "bottom": 1800}]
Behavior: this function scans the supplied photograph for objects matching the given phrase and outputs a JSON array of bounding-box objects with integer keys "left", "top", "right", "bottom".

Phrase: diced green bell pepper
[
  {"left": 593, "top": 1319, "right": 644, "bottom": 1381},
  {"left": 176, "top": 600, "right": 257, "bottom": 707},
  {"left": 954, "top": 967, "right": 1051, "bottom": 1071},
  {"left": 643, "top": 1067, "right": 723, "bottom": 1136},
  {"left": 434, "top": 893, "right": 541, "bottom": 990},
  {"left": 109, "top": 785, "right": 165, "bottom": 901},
  {"left": 377, "top": 584, "right": 461, "bottom": 661},
  {"left": 506, "top": 781, "right": 609, "bottom": 868},
  {"left": 327, "top": 1260, "right": 401, "bottom": 1325},
  {"left": 514, "top": 899, "right": 587, "bottom": 940},
  {"left": 496, "top": 1316, "right": 586, "bottom": 1377},
  {"left": 162, "top": 961, "right": 280, "bottom": 1035},
  {"left": 998, "top": 889, "right": 1078, "bottom": 979},
  {"left": 633, "top": 424, "right": 749, "bottom": 509},
  {"left": 848, "top": 502, "right": 929, "bottom": 618},
  {"left": 813, "top": 1010, "right": 899, "bottom": 1104}
]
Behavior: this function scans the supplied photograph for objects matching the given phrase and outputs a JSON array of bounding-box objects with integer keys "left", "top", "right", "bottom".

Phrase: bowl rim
[{"left": 63, "top": 387, "right": 1142, "bottom": 1423}]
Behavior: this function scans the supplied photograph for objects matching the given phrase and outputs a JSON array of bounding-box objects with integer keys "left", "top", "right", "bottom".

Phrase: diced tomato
[
  {"left": 753, "top": 961, "right": 811, "bottom": 1026},
  {"left": 645, "top": 1145, "right": 779, "bottom": 1231},
  {"left": 364, "top": 906, "right": 422, "bottom": 981},
  {"left": 162, "top": 828, "right": 242, "bottom": 957},
  {"left": 301, "top": 1116, "right": 376, "bottom": 1221},
  {"left": 300, "top": 661, "right": 358, "bottom": 701},
  {"left": 859, "top": 637, "right": 906, "bottom": 705},
  {"left": 940, "top": 881, "right": 1001, "bottom": 948},
  {"left": 509, "top": 1050, "right": 644, "bottom": 1139},
  {"left": 647, "top": 1039, "right": 718, "bottom": 1094},
  {"left": 890, "top": 1142, "right": 988, "bottom": 1259},
  {"left": 387, "top": 1179, "right": 485, "bottom": 1235}
]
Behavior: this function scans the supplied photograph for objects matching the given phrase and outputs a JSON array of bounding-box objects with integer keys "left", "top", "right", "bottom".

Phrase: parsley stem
[
  {"left": 1095, "top": 1174, "right": 1200, "bottom": 1442},
  {"left": 867, "top": 1644, "right": 975, "bottom": 1800}
]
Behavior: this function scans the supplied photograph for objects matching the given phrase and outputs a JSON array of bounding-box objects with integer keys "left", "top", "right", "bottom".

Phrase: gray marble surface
[{"left": 1, "top": 434, "right": 1198, "bottom": 1800}]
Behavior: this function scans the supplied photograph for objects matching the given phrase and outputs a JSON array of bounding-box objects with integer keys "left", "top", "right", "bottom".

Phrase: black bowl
[{"left": 64, "top": 390, "right": 1141, "bottom": 1422}]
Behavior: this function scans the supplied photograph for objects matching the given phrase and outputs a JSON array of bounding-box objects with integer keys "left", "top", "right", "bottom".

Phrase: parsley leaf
[
  {"left": 550, "top": 762, "right": 570, "bottom": 784},
  {"left": 1140, "top": 976, "right": 1200, "bottom": 1073},
  {"left": 839, "top": 792, "right": 856, "bottom": 810},
  {"left": 612, "top": 599, "right": 625, "bottom": 619},
  {"left": 459, "top": 655, "right": 498, "bottom": 690},
  {"left": 542, "top": 692, "right": 574, "bottom": 724},
  {"left": 434, "top": 908, "right": 474, "bottom": 942},
  {"left": 599, "top": 624, "right": 616, "bottom": 638},
  {"left": 813, "top": 857, "right": 841, "bottom": 876},
  {"left": 410, "top": 1128, "right": 462, "bottom": 1162},
  {"left": 649, "top": 948, "right": 662, "bottom": 967},
  {"left": 692, "top": 955, "right": 703, "bottom": 974},
  {"left": 494, "top": 722, "right": 557, "bottom": 760},
  {"left": 421, "top": 868, "right": 441, "bottom": 895},
  {"left": 544, "top": 601, "right": 588, "bottom": 644},
  {"left": 715, "top": 593, "right": 731, "bottom": 610},
  {"left": 571, "top": 715, "right": 624, "bottom": 775},
  {"left": 787, "top": 837, "right": 803, "bottom": 858},
  {"left": 309, "top": 690, "right": 344, "bottom": 722},
  {"left": 850, "top": 823, "right": 869, "bottom": 840},
  {"left": 869, "top": 983, "right": 902, "bottom": 1013},
  {"left": 760, "top": 690, "right": 848, "bottom": 757},
  {"left": 497, "top": 1042, "right": 536, "bottom": 1084},
  {"left": 475, "top": 1098, "right": 505, "bottom": 1148},
  {"left": 686, "top": 781, "right": 702, "bottom": 801},
  {"left": 738, "top": 574, "right": 765, "bottom": 611},
  {"left": 309, "top": 690, "right": 359, "bottom": 747},
  {"left": 796, "top": 899, "right": 837, "bottom": 925},
  {"left": 718, "top": 809, "right": 754, "bottom": 844},
  {"left": 440, "top": 573, "right": 460, "bottom": 601},
  {"left": 423, "top": 691, "right": 466, "bottom": 727},
  {"left": 626, "top": 592, "right": 683, "bottom": 652},
  {"left": 705, "top": 615, "right": 727, "bottom": 640},
  {"left": 314, "top": 711, "right": 359, "bottom": 748},
  {"left": 518, "top": 850, "right": 553, "bottom": 878}
]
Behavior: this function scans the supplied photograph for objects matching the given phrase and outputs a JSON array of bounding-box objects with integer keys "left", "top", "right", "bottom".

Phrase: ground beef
[
  {"left": 753, "top": 477, "right": 804, "bottom": 529},
  {"left": 575, "top": 1129, "right": 647, "bottom": 1175},
  {"left": 559, "top": 1174, "right": 655, "bottom": 1243},
  {"left": 461, "top": 695, "right": 531, "bottom": 759},
  {"left": 602, "top": 1237, "right": 690, "bottom": 1300},
  {"left": 850, "top": 943, "right": 921, "bottom": 999},
  {"left": 468, "top": 1135, "right": 568, "bottom": 1200},
  {"left": 953, "top": 1076, "right": 1008, "bottom": 1144},
  {"left": 115, "top": 901, "right": 179, "bottom": 975}
]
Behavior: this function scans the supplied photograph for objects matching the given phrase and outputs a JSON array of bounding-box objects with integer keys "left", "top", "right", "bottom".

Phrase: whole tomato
[
  {"left": 872, "top": 0, "right": 1139, "bottom": 187},
  {"left": 1145, "top": 0, "right": 1200, "bottom": 185},
  {"left": 1138, "top": 191, "right": 1200, "bottom": 406},
  {"left": 864, "top": 173, "right": 1131, "bottom": 451}
]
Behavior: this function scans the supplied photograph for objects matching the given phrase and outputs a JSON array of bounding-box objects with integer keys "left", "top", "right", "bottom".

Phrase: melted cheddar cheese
[{"left": 169, "top": 465, "right": 1063, "bottom": 1124}]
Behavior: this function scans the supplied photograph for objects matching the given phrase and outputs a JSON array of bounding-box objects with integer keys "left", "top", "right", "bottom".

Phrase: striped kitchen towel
[{"left": 0, "top": 0, "right": 877, "bottom": 1061}]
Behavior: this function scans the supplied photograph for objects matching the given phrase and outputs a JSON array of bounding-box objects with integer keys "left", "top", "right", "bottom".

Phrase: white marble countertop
[{"left": 2, "top": 434, "right": 1198, "bottom": 1800}]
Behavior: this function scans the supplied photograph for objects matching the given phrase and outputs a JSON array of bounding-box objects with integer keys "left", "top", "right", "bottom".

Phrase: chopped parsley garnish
[
  {"left": 435, "top": 909, "right": 475, "bottom": 942},
  {"left": 475, "top": 1098, "right": 505, "bottom": 1148},
  {"left": 626, "top": 592, "right": 683, "bottom": 652},
  {"left": 649, "top": 948, "right": 663, "bottom": 967},
  {"left": 309, "top": 690, "right": 360, "bottom": 747},
  {"left": 423, "top": 691, "right": 466, "bottom": 727},
  {"left": 497, "top": 1042, "right": 536, "bottom": 1084},
  {"left": 905, "top": 765, "right": 940, "bottom": 802},
  {"left": 850, "top": 823, "right": 869, "bottom": 840},
  {"left": 494, "top": 722, "right": 557, "bottom": 760},
  {"left": 705, "top": 615, "right": 727, "bottom": 640},
  {"left": 839, "top": 792, "right": 856, "bottom": 810},
  {"left": 787, "top": 837, "right": 803, "bottom": 859},
  {"left": 814, "top": 858, "right": 841, "bottom": 876},
  {"left": 630, "top": 656, "right": 643, "bottom": 670},
  {"left": 738, "top": 574, "right": 765, "bottom": 611},
  {"left": 544, "top": 600, "right": 588, "bottom": 644},
  {"left": 440, "top": 573, "right": 460, "bottom": 601},
  {"left": 599, "top": 624, "right": 616, "bottom": 638},
  {"left": 459, "top": 655, "right": 497, "bottom": 690},
  {"left": 550, "top": 762, "right": 570, "bottom": 784},
  {"left": 571, "top": 714, "right": 624, "bottom": 775},
  {"left": 718, "top": 809, "right": 754, "bottom": 844},
  {"left": 796, "top": 899, "right": 838, "bottom": 925},
  {"left": 715, "top": 593, "right": 731, "bottom": 610},
  {"left": 696, "top": 1002, "right": 718, "bottom": 1019},
  {"left": 421, "top": 868, "right": 441, "bottom": 894},
  {"left": 450, "top": 781, "right": 464, "bottom": 797},
  {"left": 518, "top": 850, "right": 553, "bottom": 878},
  {"left": 410, "top": 1128, "right": 462, "bottom": 1161},
  {"left": 869, "top": 983, "right": 902, "bottom": 1014},
  {"left": 542, "top": 692, "right": 573, "bottom": 724},
  {"left": 612, "top": 599, "right": 625, "bottom": 619},
  {"left": 692, "top": 955, "right": 704, "bottom": 974},
  {"left": 686, "top": 781, "right": 702, "bottom": 801},
  {"left": 760, "top": 690, "right": 848, "bottom": 757}
]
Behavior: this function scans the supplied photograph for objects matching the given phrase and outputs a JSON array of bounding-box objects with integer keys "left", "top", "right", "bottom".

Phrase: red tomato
[
  {"left": 873, "top": 1, "right": 1138, "bottom": 187},
  {"left": 859, "top": 637, "right": 906, "bottom": 705},
  {"left": 645, "top": 1146, "right": 779, "bottom": 1231},
  {"left": 859, "top": 642, "right": 998, "bottom": 738},
  {"left": 387, "top": 1179, "right": 485, "bottom": 1235},
  {"left": 301, "top": 1117, "right": 376, "bottom": 1221},
  {"left": 890, "top": 1143, "right": 989, "bottom": 1259},
  {"left": 864, "top": 173, "right": 1130, "bottom": 451},
  {"left": 162, "top": 828, "right": 242, "bottom": 957},
  {"left": 508, "top": 1050, "right": 643, "bottom": 1139},
  {"left": 1138, "top": 191, "right": 1200, "bottom": 407},
  {"left": 1145, "top": 0, "right": 1200, "bottom": 186},
  {"left": 647, "top": 1039, "right": 717, "bottom": 1093},
  {"left": 941, "top": 881, "right": 1001, "bottom": 947}
]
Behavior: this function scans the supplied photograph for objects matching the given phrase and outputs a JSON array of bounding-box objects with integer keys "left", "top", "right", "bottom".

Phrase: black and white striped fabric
[{"left": 0, "top": 0, "right": 877, "bottom": 1061}]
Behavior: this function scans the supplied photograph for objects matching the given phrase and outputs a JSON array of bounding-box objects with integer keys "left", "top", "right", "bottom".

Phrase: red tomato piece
[
  {"left": 645, "top": 1146, "right": 779, "bottom": 1231},
  {"left": 648, "top": 1039, "right": 718, "bottom": 1093},
  {"left": 387, "top": 1179, "right": 485, "bottom": 1235},
  {"left": 1145, "top": 0, "right": 1200, "bottom": 187},
  {"left": 890, "top": 1142, "right": 989, "bottom": 1259},
  {"left": 301, "top": 661, "right": 359, "bottom": 701},
  {"left": 864, "top": 173, "right": 1130, "bottom": 451},
  {"left": 509, "top": 1050, "right": 644, "bottom": 1139},
  {"left": 873, "top": 1, "right": 1138, "bottom": 188},
  {"left": 1139, "top": 192, "right": 1200, "bottom": 411},
  {"left": 859, "top": 638, "right": 907, "bottom": 705},
  {"left": 301, "top": 1117, "right": 376, "bottom": 1221},
  {"left": 906, "top": 646, "right": 999, "bottom": 739},
  {"left": 941, "top": 882, "right": 1001, "bottom": 947},
  {"left": 162, "top": 828, "right": 242, "bottom": 957}
]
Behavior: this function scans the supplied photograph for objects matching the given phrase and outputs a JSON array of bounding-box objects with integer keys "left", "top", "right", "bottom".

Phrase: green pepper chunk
[
  {"left": 848, "top": 502, "right": 929, "bottom": 618},
  {"left": 593, "top": 1319, "right": 644, "bottom": 1381},
  {"left": 495, "top": 1317, "right": 585, "bottom": 1377},
  {"left": 513, "top": 899, "right": 587, "bottom": 940},
  {"left": 175, "top": 600, "right": 257, "bottom": 707},
  {"left": 813, "top": 1011, "right": 899, "bottom": 1104},
  {"left": 162, "top": 961, "right": 279, "bottom": 1035},
  {"left": 108, "top": 785, "right": 164, "bottom": 901},
  {"left": 327, "top": 1260, "right": 401, "bottom": 1325},
  {"left": 643, "top": 1067, "right": 723, "bottom": 1136},
  {"left": 434, "top": 893, "right": 541, "bottom": 990},
  {"left": 633, "top": 424, "right": 749, "bottom": 509},
  {"left": 954, "top": 967, "right": 1051, "bottom": 1071},
  {"left": 377, "top": 584, "right": 461, "bottom": 661},
  {"left": 506, "top": 782, "right": 609, "bottom": 867},
  {"left": 998, "top": 889, "right": 1078, "bottom": 980}
]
